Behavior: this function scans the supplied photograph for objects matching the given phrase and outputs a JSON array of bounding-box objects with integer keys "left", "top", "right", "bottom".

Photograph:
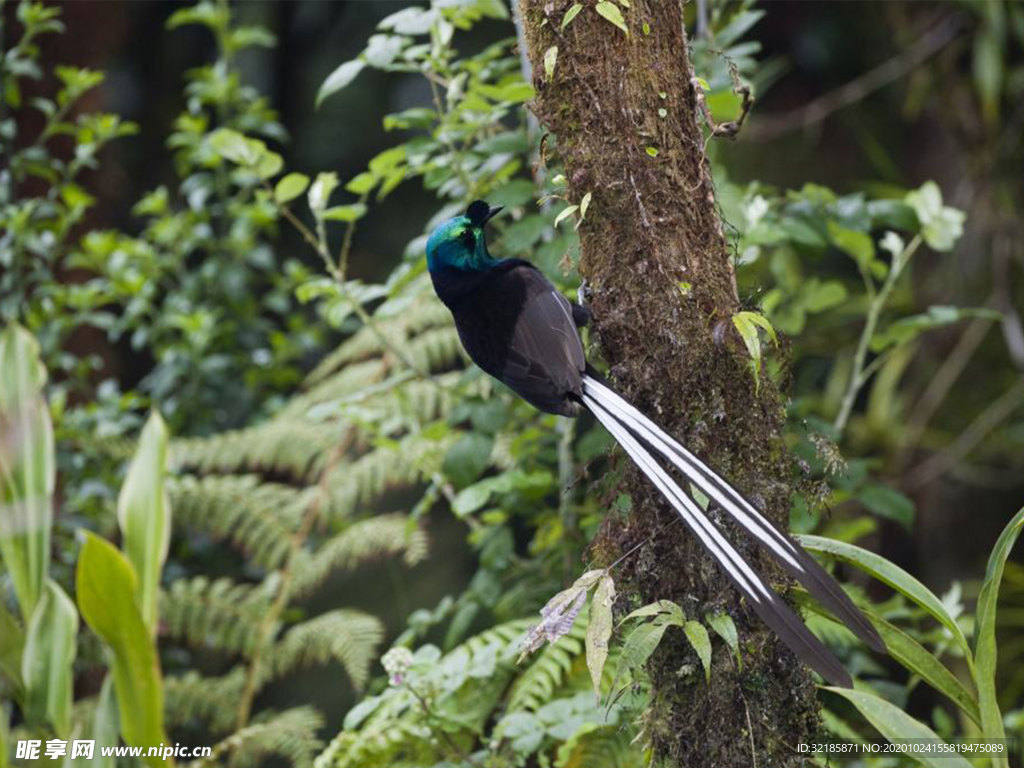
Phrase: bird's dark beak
[{"left": 484, "top": 205, "right": 504, "bottom": 223}]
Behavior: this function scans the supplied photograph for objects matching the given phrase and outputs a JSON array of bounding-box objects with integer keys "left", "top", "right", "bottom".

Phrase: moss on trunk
[{"left": 519, "top": 1, "right": 821, "bottom": 764}]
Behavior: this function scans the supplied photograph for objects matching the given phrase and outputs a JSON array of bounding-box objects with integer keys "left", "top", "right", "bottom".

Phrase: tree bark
[{"left": 519, "top": 2, "right": 820, "bottom": 765}]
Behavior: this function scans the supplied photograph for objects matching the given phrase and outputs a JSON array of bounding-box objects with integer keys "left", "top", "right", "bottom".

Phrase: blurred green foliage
[{"left": 2, "top": 0, "right": 1023, "bottom": 767}]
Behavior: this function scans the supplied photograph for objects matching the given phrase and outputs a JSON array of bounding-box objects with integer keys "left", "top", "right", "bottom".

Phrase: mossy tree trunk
[{"left": 519, "top": 2, "right": 820, "bottom": 765}]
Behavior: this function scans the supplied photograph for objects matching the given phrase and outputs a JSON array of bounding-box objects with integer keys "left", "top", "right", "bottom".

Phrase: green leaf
[
  {"left": 973, "top": 28, "right": 1003, "bottom": 125},
  {"left": 585, "top": 574, "right": 614, "bottom": 696},
  {"left": 795, "top": 590, "right": 979, "bottom": 725},
  {"left": 322, "top": 203, "right": 368, "bottom": 223},
  {"left": 797, "top": 535, "right": 972, "bottom": 658},
  {"left": 561, "top": 3, "right": 583, "bottom": 31},
  {"left": 824, "top": 688, "right": 974, "bottom": 768},
  {"left": 117, "top": 411, "right": 170, "bottom": 634},
  {"left": 442, "top": 433, "right": 493, "bottom": 488},
  {"left": 732, "top": 310, "right": 778, "bottom": 389},
  {"left": 827, "top": 221, "right": 875, "bottom": 267},
  {"left": 595, "top": 1, "right": 628, "bottom": 35},
  {"left": 274, "top": 172, "right": 310, "bottom": 204},
  {"left": 579, "top": 192, "right": 592, "bottom": 220},
  {"left": 870, "top": 306, "right": 1000, "bottom": 353},
  {"left": 544, "top": 46, "right": 558, "bottom": 80},
  {"left": 76, "top": 534, "right": 166, "bottom": 763},
  {"left": 857, "top": 484, "right": 914, "bottom": 530},
  {"left": 90, "top": 676, "right": 119, "bottom": 768},
  {"left": 974, "top": 506, "right": 1023, "bottom": 757},
  {"left": 619, "top": 620, "right": 670, "bottom": 674},
  {"left": 683, "top": 620, "right": 712, "bottom": 683},
  {"left": 21, "top": 581, "right": 77, "bottom": 736},
  {"left": 645, "top": 146, "right": 659, "bottom": 157},
  {"left": 0, "top": 324, "right": 54, "bottom": 623},
  {"left": 706, "top": 612, "right": 741, "bottom": 671},
  {"left": 0, "top": 602, "right": 24, "bottom": 696},
  {"left": 554, "top": 204, "right": 579, "bottom": 228},
  {"left": 308, "top": 172, "right": 339, "bottom": 217},
  {"left": 207, "top": 128, "right": 282, "bottom": 179},
  {"left": 316, "top": 60, "right": 366, "bottom": 109},
  {"left": 345, "top": 172, "right": 377, "bottom": 196}
]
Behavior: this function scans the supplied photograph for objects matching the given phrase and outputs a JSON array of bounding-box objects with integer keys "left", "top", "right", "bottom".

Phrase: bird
[{"left": 426, "top": 199, "right": 885, "bottom": 687}]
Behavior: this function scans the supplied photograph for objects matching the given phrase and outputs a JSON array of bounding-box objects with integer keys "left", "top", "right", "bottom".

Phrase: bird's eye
[{"left": 460, "top": 229, "right": 476, "bottom": 248}]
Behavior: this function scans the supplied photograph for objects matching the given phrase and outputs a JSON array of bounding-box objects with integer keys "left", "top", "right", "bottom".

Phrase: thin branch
[
  {"left": 907, "top": 376, "right": 1024, "bottom": 489},
  {"left": 749, "top": 15, "right": 963, "bottom": 142}
]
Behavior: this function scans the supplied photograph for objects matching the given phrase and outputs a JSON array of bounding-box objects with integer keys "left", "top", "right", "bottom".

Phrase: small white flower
[
  {"left": 382, "top": 646, "right": 414, "bottom": 686},
  {"left": 880, "top": 231, "right": 905, "bottom": 258},
  {"left": 745, "top": 195, "right": 769, "bottom": 227}
]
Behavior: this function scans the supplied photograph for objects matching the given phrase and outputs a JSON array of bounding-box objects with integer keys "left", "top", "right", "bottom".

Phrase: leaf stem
[{"left": 833, "top": 235, "right": 922, "bottom": 436}]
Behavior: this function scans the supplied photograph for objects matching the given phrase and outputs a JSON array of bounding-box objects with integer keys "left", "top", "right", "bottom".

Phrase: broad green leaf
[
  {"left": 795, "top": 590, "right": 980, "bottom": 725},
  {"left": 0, "top": 324, "right": 54, "bottom": 622},
  {"left": 316, "top": 60, "right": 366, "bottom": 109},
  {"left": 585, "top": 574, "right": 615, "bottom": 696},
  {"left": 857, "top": 484, "right": 914, "bottom": 530},
  {"left": 797, "top": 535, "right": 972, "bottom": 657},
  {"left": 274, "top": 172, "right": 310, "bottom": 204},
  {"left": 0, "top": 706, "right": 7, "bottom": 768},
  {"left": 824, "top": 687, "right": 973, "bottom": 768},
  {"left": 21, "top": 581, "right": 77, "bottom": 736},
  {"left": 0, "top": 602, "right": 24, "bottom": 697},
  {"left": 442, "top": 433, "right": 493, "bottom": 488},
  {"left": 827, "top": 221, "right": 875, "bottom": 267},
  {"left": 116, "top": 411, "right": 170, "bottom": 633},
  {"left": 76, "top": 534, "right": 166, "bottom": 763},
  {"left": 208, "top": 128, "right": 282, "bottom": 179},
  {"left": 322, "top": 203, "right": 368, "bottom": 223},
  {"left": 595, "top": 1, "right": 628, "bottom": 35},
  {"left": 706, "top": 612, "right": 741, "bottom": 671},
  {"left": 974, "top": 506, "right": 1023, "bottom": 759},
  {"left": 683, "top": 620, "right": 712, "bottom": 682},
  {"left": 346, "top": 172, "right": 377, "bottom": 196},
  {"left": 619, "top": 620, "right": 670, "bottom": 674},
  {"left": 622, "top": 599, "right": 685, "bottom": 625},
  {"left": 544, "top": 46, "right": 558, "bottom": 80},
  {"left": 561, "top": 3, "right": 583, "bottom": 31}
]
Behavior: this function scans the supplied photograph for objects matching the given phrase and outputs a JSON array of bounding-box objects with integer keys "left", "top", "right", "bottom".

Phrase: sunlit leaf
[
  {"left": 585, "top": 574, "right": 614, "bottom": 696},
  {"left": 316, "top": 60, "right": 366, "bottom": 109},
  {"left": 76, "top": 534, "right": 166, "bottom": 764},
  {"left": 595, "top": 1, "right": 628, "bottom": 35}
]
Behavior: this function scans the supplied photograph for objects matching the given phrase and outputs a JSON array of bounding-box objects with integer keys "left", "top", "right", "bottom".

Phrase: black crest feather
[{"left": 466, "top": 200, "right": 491, "bottom": 226}]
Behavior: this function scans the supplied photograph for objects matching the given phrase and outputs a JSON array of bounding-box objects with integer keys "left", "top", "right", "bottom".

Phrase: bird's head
[{"left": 426, "top": 200, "right": 503, "bottom": 272}]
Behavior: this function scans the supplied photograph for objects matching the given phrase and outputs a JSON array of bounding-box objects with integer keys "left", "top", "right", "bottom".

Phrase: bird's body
[{"left": 426, "top": 200, "right": 885, "bottom": 688}]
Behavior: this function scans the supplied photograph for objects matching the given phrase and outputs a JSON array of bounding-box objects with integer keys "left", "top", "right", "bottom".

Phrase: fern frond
[
  {"left": 165, "top": 667, "right": 247, "bottom": 734},
  {"left": 322, "top": 435, "right": 449, "bottom": 523},
  {"left": 161, "top": 576, "right": 270, "bottom": 657},
  {"left": 168, "top": 474, "right": 303, "bottom": 569},
  {"left": 191, "top": 706, "right": 324, "bottom": 768},
  {"left": 290, "top": 513, "right": 428, "bottom": 600},
  {"left": 305, "top": 296, "right": 452, "bottom": 386},
  {"left": 172, "top": 420, "right": 344, "bottom": 480},
  {"left": 507, "top": 618, "right": 586, "bottom": 713},
  {"left": 555, "top": 723, "right": 644, "bottom": 768},
  {"left": 269, "top": 609, "right": 384, "bottom": 691}
]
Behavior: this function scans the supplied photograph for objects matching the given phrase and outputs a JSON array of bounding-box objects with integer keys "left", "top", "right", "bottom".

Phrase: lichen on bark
[{"left": 518, "top": 1, "right": 822, "bottom": 765}]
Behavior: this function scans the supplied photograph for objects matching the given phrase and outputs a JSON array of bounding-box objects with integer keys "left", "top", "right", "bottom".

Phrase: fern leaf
[
  {"left": 270, "top": 610, "right": 384, "bottom": 690},
  {"left": 192, "top": 706, "right": 324, "bottom": 768},
  {"left": 290, "top": 513, "right": 428, "bottom": 600}
]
